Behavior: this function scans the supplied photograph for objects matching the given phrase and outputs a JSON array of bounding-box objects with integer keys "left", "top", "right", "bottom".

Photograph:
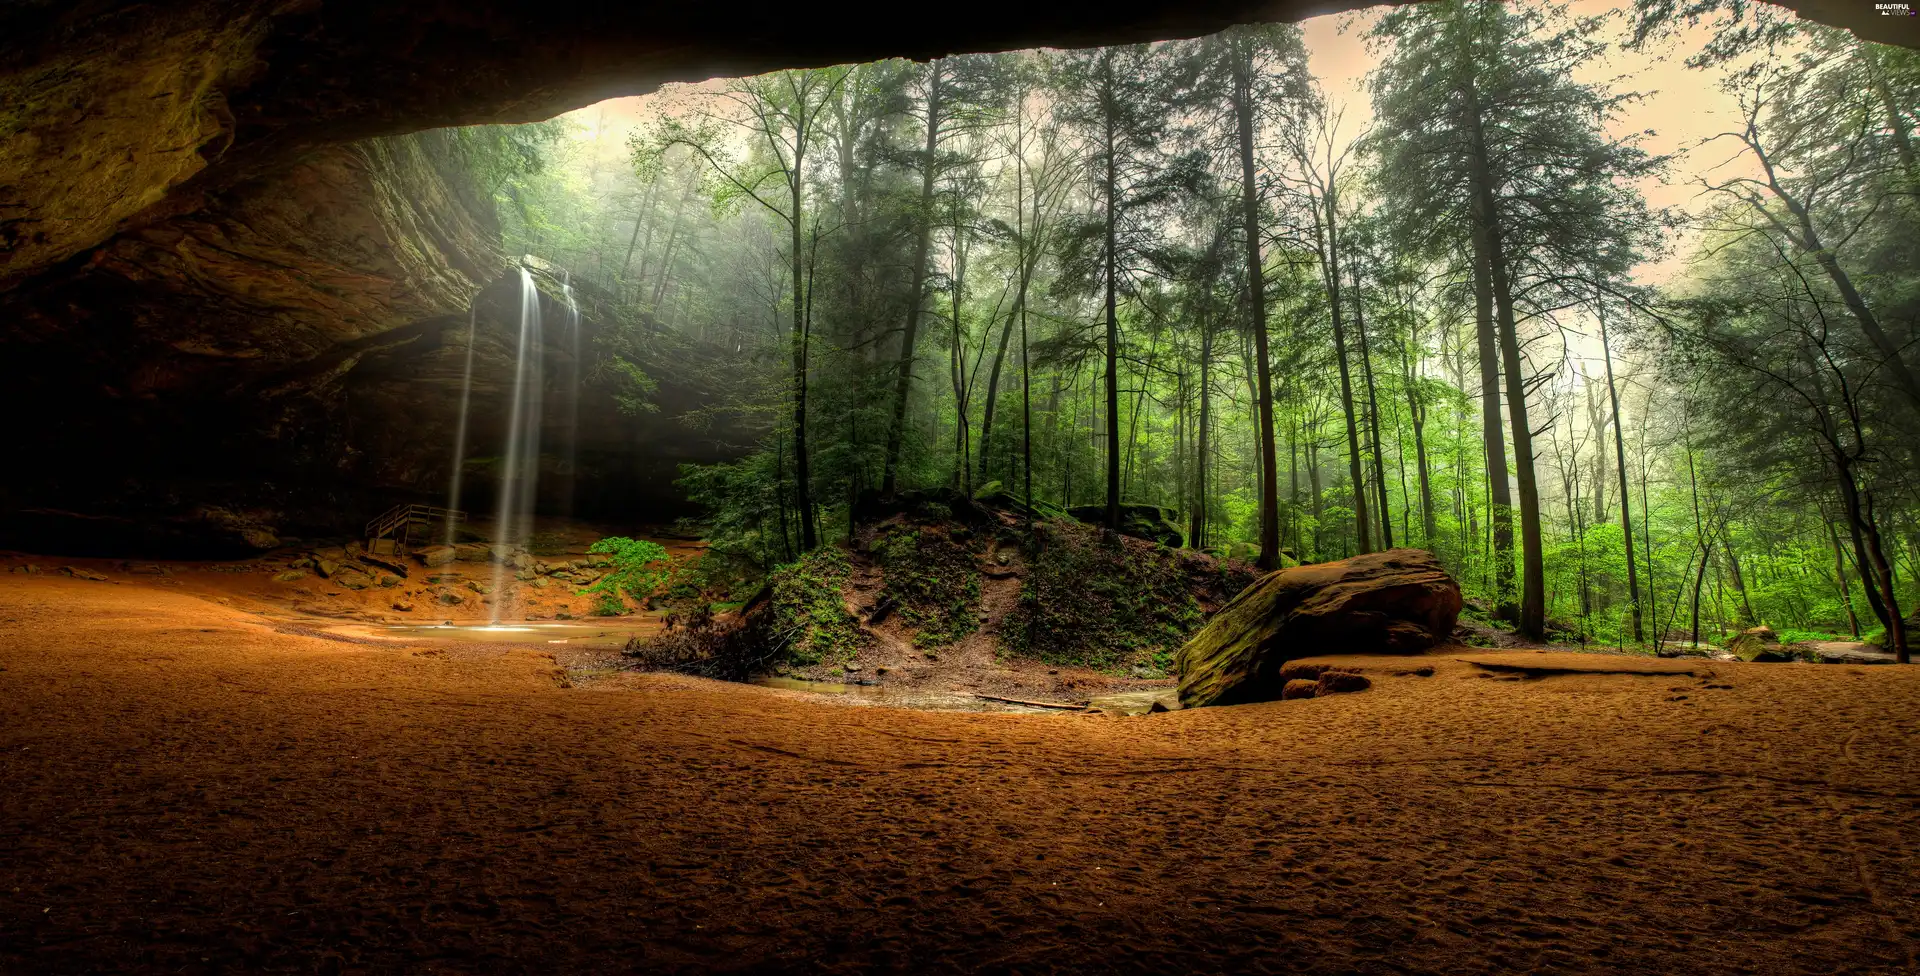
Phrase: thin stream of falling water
[
  {"left": 490, "top": 267, "right": 544, "bottom": 623},
  {"left": 561, "top": 273, "right": 581, "bottom": 515},
  {"left": 445, "top": 305, "right": 479, "bottom": 546}
]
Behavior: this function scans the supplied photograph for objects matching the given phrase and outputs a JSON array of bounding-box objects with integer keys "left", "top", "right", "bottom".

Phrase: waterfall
[
  {"left": 561, "top": 272, "right": 581, "bottom": 515},
  {"left": 445, "top": 305, "right": 478, "bottom": 546},
  {"left": 489, "top": 267, "right": 545, "bottom": 622}
]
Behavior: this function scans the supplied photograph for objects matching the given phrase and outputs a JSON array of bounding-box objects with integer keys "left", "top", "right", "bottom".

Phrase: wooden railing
[{"left": 365, "top": 503, "right": 466, "bottom": 555}]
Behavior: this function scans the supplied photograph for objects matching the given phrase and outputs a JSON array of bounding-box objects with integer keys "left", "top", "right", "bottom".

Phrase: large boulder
[
  {"left": 1175, "top": 548, "right": 1462, "bottom": 708},
  {"left": 1729, "top": 626, "right": 1794, "bottom": 663},
  {"left": 1067, "top": 503, "right": 1184, "bottom": 549}
]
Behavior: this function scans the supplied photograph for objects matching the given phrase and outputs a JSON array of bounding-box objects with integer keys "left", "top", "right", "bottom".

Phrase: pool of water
[{"left": 748, "top": 676, "right": 1178, "bottom": 715}]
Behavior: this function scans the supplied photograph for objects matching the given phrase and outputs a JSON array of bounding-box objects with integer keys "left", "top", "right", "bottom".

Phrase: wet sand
[{"left": 3, "top": 573, "right": 1918, "bottom": 973}]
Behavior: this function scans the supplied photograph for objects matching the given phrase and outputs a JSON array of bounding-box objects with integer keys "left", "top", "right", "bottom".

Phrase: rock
[
  {"left": 466, "top": 581, "right": 492, "bottom": 595},
  {"left": 1174, "top": 549, "right": 1462, "bottom": 708},
  {"left": 391, "top": 599, "right": 415, "bottom": 612},
  {"left": 554, "top": 611, "right": 573, "bottom": 620},
  {"left": 378, "top": 575, "right": 401, "bottom": 588},
  {"left": 334, "top": 571, "right": 373, "bottom": 590},
  {"left": 1067, "top": 503, "right": 1184, "bottom": 548},
  {"left": 1811, "top": 641, "right": 1899, "bottom": 665},
  {"left": 59, "top": 566, "right": 110, "bottom": 581},
  {"left": 529, "top": 577, "right": 550, "bottom": 589},
  {"left": 192, "top": 506, "right": 280, "bottom": 551},
  {"left": 1729, "top": 627, "right": 1793, "bottom": 663},
  {"left": 1281, "top": 679, "right": 1320, "bottom": 700},
  {"left": 437, "top": 591, "right": 464, "bottom": 605},
  {"left": 1315, "top": 670, "right": 1371, "bottom": 696},
  {"left": 313, "top": 558, "right": 339, "bottom": 579},
  {"left": 273, "top": 570, "right": 306, "bottom": 582},
  {"left": 1147, "top": 700, "right": 1171, "bottom": 714},
  {"left": 456, "top": 544, "right": 493, "bottom": 563},
  {"left": 126, "top": 564, "right": 170, "bottom": 575}
]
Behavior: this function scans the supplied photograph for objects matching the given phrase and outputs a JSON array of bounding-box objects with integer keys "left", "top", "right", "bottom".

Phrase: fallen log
[{"left": 973, "top": 693, "right": 1089, "bottom": 711}]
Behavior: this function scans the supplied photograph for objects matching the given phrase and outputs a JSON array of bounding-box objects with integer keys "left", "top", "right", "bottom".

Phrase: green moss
[
  {"left": 766, "top": 547, "right": 865, "bottom": 666},
  {"left": 873, "top": 525, "right": 981, "bottom": 647},
  {"left": 1002, "top": 525, "right": 1255, "bottom": 672}
]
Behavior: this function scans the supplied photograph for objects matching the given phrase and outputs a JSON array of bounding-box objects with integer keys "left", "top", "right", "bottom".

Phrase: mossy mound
[
  {"left": 1001, "top": 520, "right": 1256, "bottom": 672},
  {"left": 1065, "top": 503, "right": 1185, "bottom": 549},
  {"left": 871, "top": 520, "right": 983, "bottom": 648},
  {"left": 763, "top": 547, "right": 866, "bottom": 666}
]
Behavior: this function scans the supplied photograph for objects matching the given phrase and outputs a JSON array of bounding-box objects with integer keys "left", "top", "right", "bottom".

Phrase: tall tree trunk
[
  {"left": 1463, "top": 78, "right": 1544, "bottom": 640},
  {"left": 881, "top": 63, "right": 943, "bottom": 496},
  {"left": 1232, "top": 39, "right": 1282, "bottom": 569},
  {"left": 1350, "top": 263, "right": 1393, "bottom": 550},
  {"left": 1192, "top": 307, "right": 1213, "bottom": 550},
  {"left": 1599, "top": 303, "right": 1643, "bottom": 642},
  {"left": 1472, "top": 252, "right": 1515, "bottom": 615},
  {"left": 788, "top": 174, "right": 817, "bottom": 550},
  {"left": 1322, "top": 195, "right": 1371, "bottom": 555},
  {"left": 1401, "top": 330, "right": 1437, "bottom": 546},
  {"left": 1102, "top": 59, "right": 1122, "bottom": 530}
]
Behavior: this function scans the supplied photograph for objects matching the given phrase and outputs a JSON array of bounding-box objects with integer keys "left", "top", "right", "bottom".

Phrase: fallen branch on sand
[{"left": 973, "top": 693, "right": 1089, "bottom": 710}]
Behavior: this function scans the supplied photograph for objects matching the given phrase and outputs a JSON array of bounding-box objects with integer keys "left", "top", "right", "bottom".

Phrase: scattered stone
[
  {"left": 438, "top": 591, "right": 464, "bottom": 605},
  {"left": 1147, "top": 700, "right": 1171, "bottom": 714},
  {"left": 845, "top": 664, "right": 862, "bottom": 673},
  {"left": 313, "top": 558, "right": 339, "bottom": 579},
  {"left": 415, "top": 546, "right": 458, "bottom": 568},
  {"left": 273, "top": 570, "right": 307, "bottom": 582},
  {"left": 126, "top": 564, "right": 170, "bottom": 575},
  {"left": 554, "top": 611, "right": 573, "bottom": 620},
  {"left": 378, "top": 575, "right": 401, "bottom": 588},
  {"left": 1396, "top": 666, "right": 1436, "bottom": 677},
  {"left": 466, "top": 580, "right": 492, "bottom": 595},
  {"left": 59, "top": 566, "right": 109, "bottom": 581},
  {"left": 1176, "top": 549, "right": 1461, "bottom": 708},
  {"left": 334, "top": 571, "right": 374, "bottom": 590},
  {"left": 529, "top": 577, "right": 550, "bottom": 589},
  {"left": 391, "top": 599, "right": 415, "bottom": 612},
  {"left": 1281, "top": 679, "right": 1320, "bottom": 700}
]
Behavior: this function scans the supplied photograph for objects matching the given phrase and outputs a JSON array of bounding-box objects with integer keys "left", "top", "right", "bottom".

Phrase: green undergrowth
[
  {"left": 580, "top": 536, "right": 669, "bottom": 614},
  {"left": 873, "top": 523, "right": 982, "bottom": 647},
  {"left": 766, "top": 547, "right": 864, "bottom": 666},
  {"left": 1001, "top": 523, "right": 1258, "bottom": 673}
]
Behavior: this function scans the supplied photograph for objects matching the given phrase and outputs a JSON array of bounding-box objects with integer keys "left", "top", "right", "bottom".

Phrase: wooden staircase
[{"left": 365, "top": 503, "right": 466, "bottom": 556}]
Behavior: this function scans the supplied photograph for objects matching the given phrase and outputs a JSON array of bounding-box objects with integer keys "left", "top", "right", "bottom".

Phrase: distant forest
[{"left": 453, "top": 0, "right": 1920, "bottom": 656}]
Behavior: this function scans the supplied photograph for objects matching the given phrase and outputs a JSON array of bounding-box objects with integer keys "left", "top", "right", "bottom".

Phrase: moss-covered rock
[
  {"left": 1729, "top": 626, "right": 1793, "bottom": 663},
  {"left": 1175, "top": 548, "right": 1462, "bottom": 708}
]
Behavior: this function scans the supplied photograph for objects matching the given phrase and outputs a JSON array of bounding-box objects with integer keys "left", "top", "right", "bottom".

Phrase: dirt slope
[{"left": 3, "top": 573, "right": 1919, "bottom": 974}]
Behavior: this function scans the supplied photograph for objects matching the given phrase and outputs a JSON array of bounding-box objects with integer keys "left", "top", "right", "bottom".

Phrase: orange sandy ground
[{"left": 3, "top": 573, "right": 1919, "bottom": 974}]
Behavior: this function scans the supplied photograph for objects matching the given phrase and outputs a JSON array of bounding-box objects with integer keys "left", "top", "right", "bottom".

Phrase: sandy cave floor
[{"left": 3, "top": 573, "right": 1920, "bottom": 974}]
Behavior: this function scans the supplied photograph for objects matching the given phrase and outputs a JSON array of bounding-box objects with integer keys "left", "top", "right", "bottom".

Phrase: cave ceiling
[{"left": 1, "top": 0, "right": 1912, "bottom": 290}]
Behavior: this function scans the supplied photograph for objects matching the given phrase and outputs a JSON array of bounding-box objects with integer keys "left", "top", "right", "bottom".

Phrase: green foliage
[
  {"left": 590, "top": 592, "right": 628, "bottom": 617},
  {"left": 765, "top": 547, "right": 865, "bottom": 666},
  {"left": 583, "top": 537, "right": 670, "bottom": 603},
  {"left": 873, "top": 525, "right": 981, "bottom": 647}
]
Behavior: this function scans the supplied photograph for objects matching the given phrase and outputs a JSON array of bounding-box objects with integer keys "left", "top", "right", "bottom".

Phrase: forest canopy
[{"left": 460, "top": 0, "right": 1920, "bottom": 659}]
